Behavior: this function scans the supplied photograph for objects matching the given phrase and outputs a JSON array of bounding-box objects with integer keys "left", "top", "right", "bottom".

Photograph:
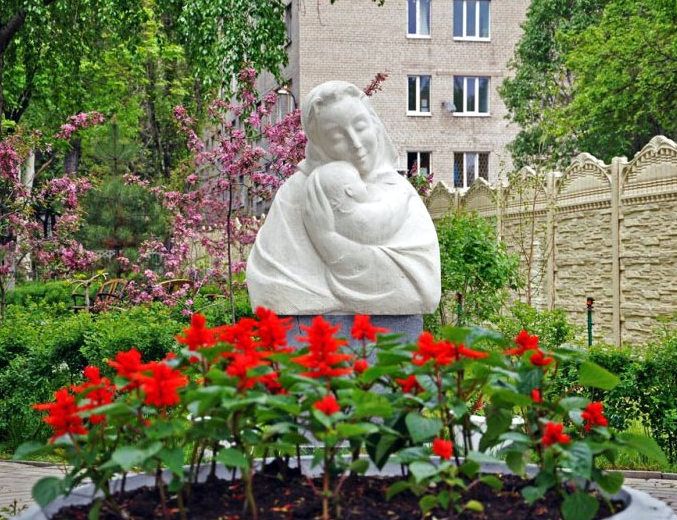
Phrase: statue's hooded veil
[{"left": 298, "top": 80, "right": 398, "bottom": 176}]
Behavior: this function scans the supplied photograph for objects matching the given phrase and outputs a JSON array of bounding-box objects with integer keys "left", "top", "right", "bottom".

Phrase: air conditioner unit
[{"left": 441, "top": 101, "right": 456, "bottom": 113}]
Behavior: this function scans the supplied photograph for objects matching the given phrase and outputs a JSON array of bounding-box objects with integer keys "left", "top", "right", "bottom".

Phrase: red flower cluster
[
  {"left": 432, "top": 437, "right": 454, "bottom": 460},
  {"left": 108, "top": 348, "right": 188, "bottom": 407},
  {"left": 505, "top": 330, "right": 554, "bottom": 368},
  {"left": 176, "top": 313, "right": 217, "bottom": 351},
  {"left": 178, "top": 308, "right": 292, "bottom": 392},
  {"left": 412, "top": 332, "right": 488, "bottom": 367},
  {"left": 137, "top": 362, "right": 188, "bottom": 407},
  {"left": 34, "top": 388, "right": 88, "bottom": 442},
  {"left": 354, "top": 359, "right": 369, "bottom": 374},
  {"left": 542, "top": 422, "right": 571, "bottom": 447},
  {"left": 531, "top": 388, "right": 543, "bottom": 403},
  {"left": 582, "top": 402, "right": 608, "bottom": 432},
  {"left": 292, "top": 316, "right": 353, "bottom": 379},
  {"left": 395, "top": 374, "right": 423, "bottom": 394},
  {"left": 72, "top": 366, "right": 115, "bottom": 424},
  {"left": 351, "top": 315, "right": 388, "bottom": 342},
  {"left": 314, "top": 394, "right": 341, "bottom": 416},
  {"left": 505, "top": 330, "right": 539, "bottom": 355}
]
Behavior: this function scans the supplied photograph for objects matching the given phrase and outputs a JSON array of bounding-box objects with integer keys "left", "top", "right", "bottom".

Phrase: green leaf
[
  {"left": 464, "top": 499, "right": 484, "bottom": 512},
  {"left": 565, "top": 442, "right": 593, "bottom": 479},
  {"left": 579, "top": 361, "right": 619, "bottom": 390},
  {"left": 32, "top": 476, "right": 64, "bottom": 507},
  {"left": 617, "top": 433, "right": 668, "bottom": 464},
  {"left": 349, "top": 459, "right": 370, "bottom": 474},
  {"left": 216, "top": 448, "right": 249, "bottom": 469},
  {"left": 419, "top": 494, "right": 439, "bottom": 514},
  {"left": 13, "top": 441, "right": 46, "bottom": 460},
  {"left": 480, "top": 475, "right": 503, "bottom": 491},
  {"left": 159, "top": 447, "right": 184, "bottom": 476},
  {"left": 562, "top": 491, "right": 599, "bottom": 520},
  {"left": 352, "top": 390, "right": 393, "bottom": 419},
  {"left": 467, "top": 450, "right": 502, "bottom": 464},
  {"left": 336, "top": 423, "right": 378, "bottom": 438},
  {"left": 558, "top": 397, "right": 590, "bottom": 411},
  {"left": 111, "top": 443, "right": 162, "bottom": 471},
  {"left": 409, "top": 461, "right": 439, "bottom": 483},
  {"left": 405, "top": 412, "right": 442, "bottom": 443},
  {"left": 386, "top": 480, "right": 410, "bottom": 500},
  {"left": 595, "top": 471, "right": 624, "bottom": 495},
  {"left": 506, "top": 450, "right": 527, "bottom": 476},
  {"left": 522, "top": 485, "right": 546, "bottom": 504}
]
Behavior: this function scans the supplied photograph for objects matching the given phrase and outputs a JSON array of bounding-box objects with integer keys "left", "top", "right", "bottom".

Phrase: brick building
[{"left": 262, "top": 0, "right": 530, "bottom": 188}]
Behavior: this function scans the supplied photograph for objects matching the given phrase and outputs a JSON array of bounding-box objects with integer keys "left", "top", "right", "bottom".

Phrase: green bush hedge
[{"left": 5, "top": 280, "right": 73, "bottom": 307}]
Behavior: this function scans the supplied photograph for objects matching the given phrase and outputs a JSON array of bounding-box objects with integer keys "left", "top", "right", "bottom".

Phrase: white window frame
[
  {"left": 407, "top": 151, "right": 432, "bottom": 175},
  {"left": 453, "top": 76, "right": 490, "bottom": 116},
  {"left": 453, "top": 0, "right": 491, "bottom": 41},
  {"left": 454, "top": 152, "right": 488, "bottom": 188},
  {"left": 407, "top": 75, "right": 432, "bottom": 116},
  {"left": 407, "top": 0, "right": 431, "bottom": 38}
]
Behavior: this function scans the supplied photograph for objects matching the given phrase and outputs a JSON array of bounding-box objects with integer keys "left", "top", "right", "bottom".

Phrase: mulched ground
[{"left": 51, "top": 466, "right": 625, "bottom": 519}]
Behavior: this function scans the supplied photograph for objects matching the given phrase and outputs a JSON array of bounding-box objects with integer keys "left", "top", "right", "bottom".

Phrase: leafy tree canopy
[{"left": 500, "top": 0, "right": 675, "bottom": 167}]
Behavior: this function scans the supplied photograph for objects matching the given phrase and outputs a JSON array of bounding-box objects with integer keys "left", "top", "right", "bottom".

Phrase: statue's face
[{"left": 313, "top": 96, "right": 378, "bottom": 176}]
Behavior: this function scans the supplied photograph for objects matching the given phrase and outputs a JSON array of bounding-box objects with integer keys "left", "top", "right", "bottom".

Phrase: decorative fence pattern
[{"left": 426, "top": 136, "right": 677, "bottom": 346}]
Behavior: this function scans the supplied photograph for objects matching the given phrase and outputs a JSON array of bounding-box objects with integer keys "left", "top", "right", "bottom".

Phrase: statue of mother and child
[{"left": 247, "top": 81, "right": 441, "bottom": 339}]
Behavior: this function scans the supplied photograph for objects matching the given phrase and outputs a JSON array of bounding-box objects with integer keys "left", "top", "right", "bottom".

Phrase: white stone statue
[{"left": 246, "top": 80, "right": 441, "bottom": 315}]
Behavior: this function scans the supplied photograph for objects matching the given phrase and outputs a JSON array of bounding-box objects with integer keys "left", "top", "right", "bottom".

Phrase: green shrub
[
  {"left": 496, "top": 302, "right": 577, "bottom": 351},
  {"left": 428, "top": 212, "right": 521, "bottom": 329},
  {"left": 5, "top": 280, "right": 73, "bottom": 307}
]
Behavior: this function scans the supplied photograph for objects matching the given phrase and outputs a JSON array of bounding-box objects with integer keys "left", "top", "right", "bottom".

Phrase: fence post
[
  {"left": 610, "top": 156, "right": 626, "bottom": 347},
  {"left": 586, "top": 296, "right": 594, "bottom": 347}
]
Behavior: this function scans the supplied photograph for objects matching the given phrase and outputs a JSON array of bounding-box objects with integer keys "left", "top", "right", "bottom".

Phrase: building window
[
  {"left": 407, "top": 151, "right": 431, "bottom": 175},
  {"left": 453, "top": 0, "right": 490, "bottom": 40},
  {"left": 407, "top": 0, "right": 431, "bottom": 37},
  {"left": 453, "top": 152, "right": 489, "bottom": 188},
  {"left": 453, "top": 76, "right": 489, "bottom": 115},
  {"left": 408, "top": 75, "right": 431, "bottom": 114}
]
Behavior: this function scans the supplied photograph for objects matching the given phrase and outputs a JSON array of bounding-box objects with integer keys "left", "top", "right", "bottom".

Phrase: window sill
[
  {"left": 407, "top": 111, "right": 433, "bottom": 117},
  {"left": 406, "top": 34, "right": 432, "bottom": 39},
  {"left": 452, "top": 112, "right": 491, "bottom": 117},
  {"left": 453, "top": 36, "right": 491, "bottom": 42}
]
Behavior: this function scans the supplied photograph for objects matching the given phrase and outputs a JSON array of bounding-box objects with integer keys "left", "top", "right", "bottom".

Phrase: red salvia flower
[
  {"left": 292, "top": 316, "right": 353, "bottom": 379},
  {"left": 396, "top": 374, "right": 423, "bottom": 394},
  {"left": 34, "top": 388, "right": 88, "bottom": 441},
  {"left": 354, "top": 359, "right": 369, "bottom": 374},
  {"left": 505, "top": 330, "right": 539, "bottom": 356},
  {"left": 581, "top": 402, "right": 608, "bottom": 432},
  {"left": 108, "top": 348, "right": 146, "bottom": 382},
  {"left": 176, "top": 313, "right": 216, "bottom": 351},
  {"left": 260, "top": 372, "right": 286, "bottom": 394},
  {"left": 255, "top": 307, "right": 293, "bottom": 353},
  {"left": 314, "top": 394, "right": 341, "bottom": 416},
  {"left": 542, "top": 422, "right": 571, "bottom": 447},
  {"left": 218, "top": 318, "right": 259, "bottom": 353},
  {"left": 530, "top": 349, "right": 554, "bottom": 367},
  {"left": 225, "top": 352, "right": 266, "bottom": 390},
  {"left": 138, "top": 362, "right": 188, "bottom": 407},
  {"left": 412, "top": 332, "right": 487, "bottom": 366},
  {"left": 351, "top": 315, "right": 388, "bottom": 342},
  {"left": 531, "top": 388, "right": 542, "bottom": 403},
  {"left": 432, "top": 438, "right": 454, "bottom": 460},
  {"left": 72, "top": 366, "right": 115, "bottom": 425}
]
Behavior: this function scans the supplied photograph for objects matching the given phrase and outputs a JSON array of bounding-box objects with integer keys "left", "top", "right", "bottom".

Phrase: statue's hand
[{"left": 304, "top": 176, "right": 335, "bottom": 233}]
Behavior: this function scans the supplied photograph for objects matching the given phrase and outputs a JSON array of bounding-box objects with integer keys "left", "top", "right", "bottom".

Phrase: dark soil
[{"left": 51, "top": 468, "right": 625, "bottom": 520}]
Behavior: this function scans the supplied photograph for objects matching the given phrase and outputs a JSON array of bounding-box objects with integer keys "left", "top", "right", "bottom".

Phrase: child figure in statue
[{"left": 309, "top": 160, "right": 408, "bottom": 245}]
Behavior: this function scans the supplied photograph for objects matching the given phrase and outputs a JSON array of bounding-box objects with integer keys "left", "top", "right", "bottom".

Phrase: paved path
[{"left": 1, "top": 461, "right": 676, "bottom": 517}]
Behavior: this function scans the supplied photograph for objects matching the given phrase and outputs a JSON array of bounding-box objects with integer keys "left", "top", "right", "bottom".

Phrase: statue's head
[{"left": 301, "top": 81, "right": 397, "bottom": 178}]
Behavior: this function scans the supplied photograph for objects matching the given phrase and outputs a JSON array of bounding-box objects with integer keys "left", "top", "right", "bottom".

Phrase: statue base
[{"left": 286, "top": 314, "right": 423, "bottom": 351}]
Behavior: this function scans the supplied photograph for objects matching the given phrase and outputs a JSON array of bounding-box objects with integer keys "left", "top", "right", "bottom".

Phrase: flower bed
[{"left": 16, "top": 309, "right": 668, "bottom": 519}]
